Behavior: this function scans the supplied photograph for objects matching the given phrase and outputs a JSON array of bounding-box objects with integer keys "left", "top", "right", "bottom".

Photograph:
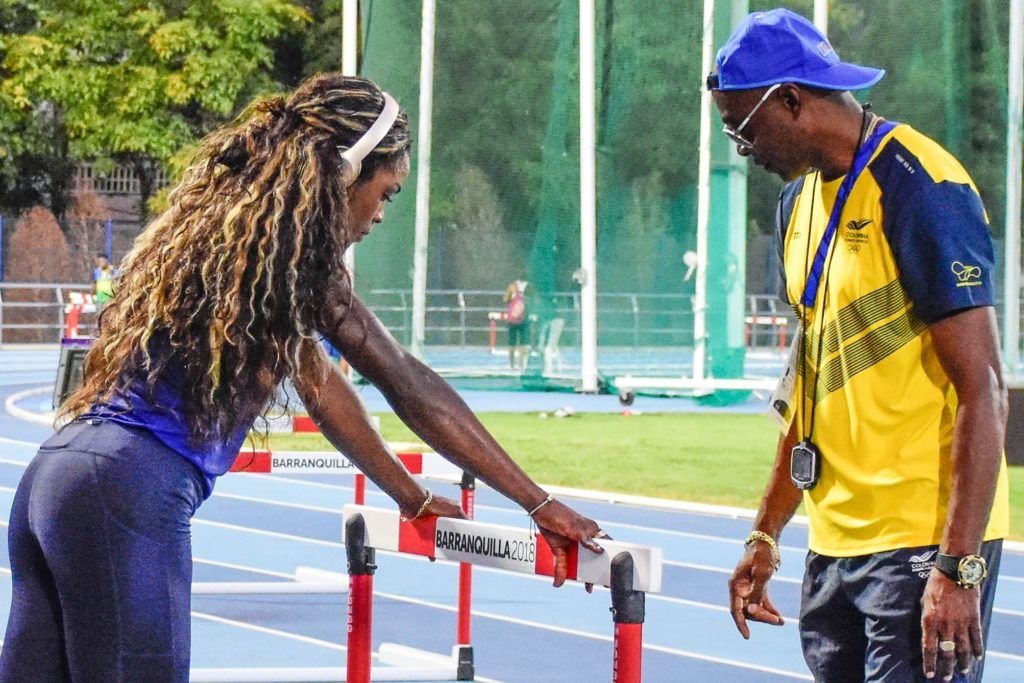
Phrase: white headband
[{"left": 339, "top": 92, "right": 400, "bottom": 186}]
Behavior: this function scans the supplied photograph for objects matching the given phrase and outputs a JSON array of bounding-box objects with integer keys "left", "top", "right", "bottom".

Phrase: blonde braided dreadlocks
[{"left": 60, "top": 74, "right": 410, "bottom": 446}]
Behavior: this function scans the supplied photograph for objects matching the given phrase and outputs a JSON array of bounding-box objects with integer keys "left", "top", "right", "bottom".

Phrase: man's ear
[{"left": 778, "top": 84, "right": 802, "bottom": 114}]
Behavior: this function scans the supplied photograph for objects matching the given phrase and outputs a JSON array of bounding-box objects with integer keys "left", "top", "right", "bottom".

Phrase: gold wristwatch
[{"left": 935, "top": 553, "right": 987, "bottom": 589}]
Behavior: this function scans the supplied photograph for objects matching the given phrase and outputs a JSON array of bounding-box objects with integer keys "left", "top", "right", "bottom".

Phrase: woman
[{"left": 0, "top": 74, "right": 603, "bottom": 681}]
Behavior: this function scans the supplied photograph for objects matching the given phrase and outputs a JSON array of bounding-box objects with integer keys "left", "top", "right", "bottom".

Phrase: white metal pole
[
  {"left": 342, "top": 0, "right": 358, "bottom": 74},
  {"left": 579, "top": 0, "right": 598, "bottom": 392},
  {"left": 1005, "top": 0, "right": 1023, "bottom": 374},
  {"left": 411, "top": 0, "right": 436, "bottom": 359},
  {"left": 694, "top": 0, "right": 715, "bottom": 382},
  {"left": 813, "top": 0, "right": 828, "bottom": 35},
  {"left": 342, "top": 0, "right": 359, "bottom": 280}
]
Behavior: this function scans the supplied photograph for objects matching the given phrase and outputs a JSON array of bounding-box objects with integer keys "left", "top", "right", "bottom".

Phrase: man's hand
[
  {"left": 728, "top": 542, "right": 785, "bottom": 639},
  {"left": 532, "top": 499, "right": 606, "bottom": 590},
  {"left": 921, "top": 571, "right": 984, "bottom": 681}
]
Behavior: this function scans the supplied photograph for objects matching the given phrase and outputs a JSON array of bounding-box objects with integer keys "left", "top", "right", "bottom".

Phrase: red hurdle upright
[
  {"left": 456, "top": 472, "right": 476, "bottom": 680},
  {"left": 610, "top": 553, "right": 645, "bottom": 683},
  {"left": 345, "top": 515, "right": 376, "bottom": 683}
]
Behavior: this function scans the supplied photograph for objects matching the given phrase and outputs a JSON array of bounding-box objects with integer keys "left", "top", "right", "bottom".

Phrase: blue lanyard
[{"left": 800, "top": 120, "right": 898, "bottom": 308}]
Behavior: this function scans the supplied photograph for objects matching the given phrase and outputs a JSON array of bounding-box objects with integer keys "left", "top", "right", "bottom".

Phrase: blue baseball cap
[{"left": 708, "top": 9, "right": 885, "bottom": 92}]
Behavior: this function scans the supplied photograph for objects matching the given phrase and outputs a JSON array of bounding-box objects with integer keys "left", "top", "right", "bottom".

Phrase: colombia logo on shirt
[
  {"left": 951, "top": 261, "right": 982, "bottom": 287},
  {"left": 844, "top": 218, "right": 872, "bottom": 253}
]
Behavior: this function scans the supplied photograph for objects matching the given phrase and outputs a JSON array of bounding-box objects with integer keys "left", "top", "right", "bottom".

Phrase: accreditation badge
[{"left": 767, "top": 327, "right": 801, "bottom": 431}]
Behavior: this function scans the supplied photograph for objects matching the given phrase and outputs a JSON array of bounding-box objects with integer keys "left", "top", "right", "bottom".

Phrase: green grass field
[{"left": 261, "top": 412, "right": 1024, "bottom": 541}]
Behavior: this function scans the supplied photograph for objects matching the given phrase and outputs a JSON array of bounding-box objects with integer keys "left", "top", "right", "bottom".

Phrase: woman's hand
[
  {"left": 531, "top": 499, "right": 608, "bottom": 589},
  {"left": 421, "top": 493, "right": 467, "bottom": 520},
  {"left": 401, "top": 490, "right": 467, "bottom": 521}
]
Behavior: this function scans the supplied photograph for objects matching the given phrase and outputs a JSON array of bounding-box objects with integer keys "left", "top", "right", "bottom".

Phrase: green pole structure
[
  {"left": 701, "top": 0, "right": 749, "bottom": 405},
  {"left": 527, "top": 0, "right": 578, "bottom": 362},
  {"left": 356, "top": 2, "right": 421, "bottom": 311},
  {"left": 942, "top": 0, "right": 968, "bottom": 158}
]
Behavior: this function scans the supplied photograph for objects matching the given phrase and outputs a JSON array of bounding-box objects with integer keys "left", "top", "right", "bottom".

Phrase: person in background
[
  {"left": 92, "top": 252, "right": 117, "bottom": 317},
  {"left": 504, "top": 278, "right": 529, "bottom": 370}
]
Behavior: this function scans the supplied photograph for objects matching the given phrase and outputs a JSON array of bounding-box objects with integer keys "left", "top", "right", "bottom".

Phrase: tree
[
  {"left": 7, "top": 205, "right": 71, "bottom": 281},
  {"left": 66, "top": 190, "right": 110, "bottom": 282},
  {"left": 0, "top": 0, "right": 309, "bottom": 221}
]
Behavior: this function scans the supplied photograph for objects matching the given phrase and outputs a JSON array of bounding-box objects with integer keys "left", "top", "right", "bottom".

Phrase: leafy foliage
[{"left": 0, "top": 0, "right": 308, "bottom": 218}]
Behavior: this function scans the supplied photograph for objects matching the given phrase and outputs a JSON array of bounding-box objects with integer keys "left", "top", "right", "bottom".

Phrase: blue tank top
[{"left": 83, "top": 335, "right": 252, "bottom": 498}]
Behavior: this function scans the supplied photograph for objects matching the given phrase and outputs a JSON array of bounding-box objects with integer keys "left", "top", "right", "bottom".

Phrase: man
[
  {"left": 92, "top": 252, "right": 116, "bottom": 316},
  {"left": 711, "top": 9, "right": 1010, "bottom": 683}
]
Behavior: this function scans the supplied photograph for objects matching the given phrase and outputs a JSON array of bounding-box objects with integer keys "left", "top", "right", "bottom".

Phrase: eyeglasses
[{"left": 722, "top": 83, "right": 782, "bottom": 151}]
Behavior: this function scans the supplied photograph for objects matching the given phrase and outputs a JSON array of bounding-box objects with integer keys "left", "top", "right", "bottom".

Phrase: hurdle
[
  {"left": 343, "top": 504, "right": 662, "bottom": 683},
  {"left": 191, "top": 448, "right": 480, "bottom": 681},
  {"left": 192, "top": 446, "right": 463, "bottom": 598}
]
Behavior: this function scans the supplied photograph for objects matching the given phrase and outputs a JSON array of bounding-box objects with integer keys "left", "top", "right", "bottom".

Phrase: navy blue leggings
[{"left": 0, "top": 420, "right": 205, "bottom": 682}]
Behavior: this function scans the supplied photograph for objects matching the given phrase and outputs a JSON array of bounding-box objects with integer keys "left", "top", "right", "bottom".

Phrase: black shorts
[
  {"left": 508, "top": 322, "right": 526, "bottom": 347},
  {"left": 799, "top": 540, "right": 1002, "bottom": 682}
]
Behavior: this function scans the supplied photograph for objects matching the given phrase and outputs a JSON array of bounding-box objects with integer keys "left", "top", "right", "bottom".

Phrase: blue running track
[{"left": 0, "top": 349, "right": 1021, "bottom": 681}]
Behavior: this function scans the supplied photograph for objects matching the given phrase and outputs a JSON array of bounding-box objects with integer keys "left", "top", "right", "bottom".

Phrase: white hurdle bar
[
  {"left": 342, "top": 504, "right": 662, "bottom": 593},
  {"left": 228, "top": 448, "right": 461, "bottom": 481}
]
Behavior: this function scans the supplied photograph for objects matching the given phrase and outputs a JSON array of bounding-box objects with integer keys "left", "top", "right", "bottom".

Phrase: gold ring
[{"left": 939, "top": 640, "right": 956, "bottom": 653}]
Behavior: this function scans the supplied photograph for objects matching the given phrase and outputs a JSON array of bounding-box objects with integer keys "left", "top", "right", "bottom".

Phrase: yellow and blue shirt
[{"left": 777, "top": 122, "right": 1010, "bottom": 557}]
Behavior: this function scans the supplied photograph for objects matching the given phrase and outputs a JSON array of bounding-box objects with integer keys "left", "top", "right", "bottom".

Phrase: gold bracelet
[
  {"left": 404, "top": 489, "right": 432, "bottom": 521},
  {"left": 744, "top": 530, "right": 782, "bottom": 570},
  {"left": 527, "top": 493, "right": 555, "bottom": 517}
]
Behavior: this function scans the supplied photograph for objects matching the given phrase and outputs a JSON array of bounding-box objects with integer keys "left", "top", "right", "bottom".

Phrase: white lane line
[
  {"left": 0, "top": 436, "right": 39, "bottom": 448},
  {"left": 0, "top": 545, "right": 1021, "bottom": 666},
  {"left": 369, "top": 589, "right": 813, "bottom": 680},
  {"left": 988, "top": 650, "right": 1024, "bottom": 662},
  {"left": 4, "top": 386, "right": 54, "bottom": 426},
  {"left": 214, "top": 485, "right": 811, "bottom": 551},
  {"left": 664, "top": 559, "right": 804, "bottom": 584},
  {"left": 193, "top": 558, "right": 295, "bottom": 580},
  {"left": 207, "top": 490, "right": 1024, "bottom": 589},
  {"left": 190, "top": 611, "right": 345, "bottom": 652},
  {"left": 5, "top": 475, "right": 1024, "bottom": 588},
  {"left": 227, "top": 473, "right": 360, "bottom": 493},
  {"left": 211, "top": 491, "right": 342, "bottom": 515},
  {"left": 0, "top": 458, "right": 32, "bottom": 468},
  {"left": 193, "top": 519, "right": 342, "bottom": 548}
]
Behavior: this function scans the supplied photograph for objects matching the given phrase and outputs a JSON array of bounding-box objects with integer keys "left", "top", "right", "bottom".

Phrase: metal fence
[
  {"left": 3, "top": 283, "right": 1020, "bottom": 373},
  {"left": 363, "top": 288, "right": 795, "bottom": 350},
  {"left": 74, "top": 162, "right": 170, "bottom": 196},
  {"left": 0, "top": 283, "right": 96, "bottom": 344}
]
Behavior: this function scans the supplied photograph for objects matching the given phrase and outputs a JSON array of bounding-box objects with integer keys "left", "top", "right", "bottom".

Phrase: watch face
[{"left": 959, "top": 556, "right": 986, "bottom": 586}]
